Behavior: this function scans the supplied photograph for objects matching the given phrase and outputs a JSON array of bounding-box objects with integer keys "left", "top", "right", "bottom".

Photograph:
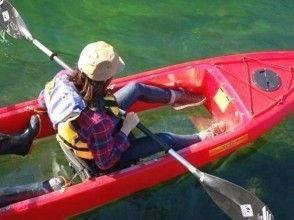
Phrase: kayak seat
[{"left": 57, "top": 138, "right": 98, "bottom": 182}]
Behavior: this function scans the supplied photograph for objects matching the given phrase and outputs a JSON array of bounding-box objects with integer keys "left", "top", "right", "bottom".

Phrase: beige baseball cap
[{"left": 78, "top": 41, "right": 125, "bottom": 81}]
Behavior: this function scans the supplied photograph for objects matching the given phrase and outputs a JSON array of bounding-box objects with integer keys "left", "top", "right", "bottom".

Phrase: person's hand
[{"left": 121, "top": 112, "right": 140, "bottom": 135}]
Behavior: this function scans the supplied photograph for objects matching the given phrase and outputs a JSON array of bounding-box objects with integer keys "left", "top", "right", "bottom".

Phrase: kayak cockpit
[{"left": 122, "top": 63, "right": 249, "bottom": 134}]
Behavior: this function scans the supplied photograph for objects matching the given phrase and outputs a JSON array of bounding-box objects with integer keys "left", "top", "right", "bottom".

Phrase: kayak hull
[{"left": 0, "top": 51, "right": 293, "bottom": 219}]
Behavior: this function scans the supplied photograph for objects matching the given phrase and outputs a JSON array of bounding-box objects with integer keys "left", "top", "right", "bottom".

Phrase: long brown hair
[{"left": 68, "top": 68, "right": 112, "bottom": 106}]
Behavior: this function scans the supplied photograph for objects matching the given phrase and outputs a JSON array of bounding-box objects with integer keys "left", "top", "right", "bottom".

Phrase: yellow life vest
[
  {"left": 48, "top": 72, "right": 120, "bottom": 161},
  {"left": 56, "top": 121, "right": 93, "bottom": 160}
]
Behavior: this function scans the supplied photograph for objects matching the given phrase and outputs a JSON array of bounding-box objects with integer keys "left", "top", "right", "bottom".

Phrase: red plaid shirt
[{"left": 72, "top": 108, "right": 130, "bottom": 170}]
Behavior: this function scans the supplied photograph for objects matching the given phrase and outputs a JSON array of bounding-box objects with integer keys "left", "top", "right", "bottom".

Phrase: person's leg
[
  {"left": 0, "top": 115, "right": 40, "bottom": 156},
  {"left": 114, "top": 82, "right": 206, "bottom": 111},
  {"left": 111, "top": 82, "right": 172, "bottom": 127},
  {"left": 116, "top": 132, "right": 201, "bottom": 169},
  {"left": 114, "top": 82, "right": 172, "bottom": 111}
]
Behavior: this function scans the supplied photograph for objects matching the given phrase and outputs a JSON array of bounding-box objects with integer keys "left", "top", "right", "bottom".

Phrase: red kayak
[{"left": 0, "top": 51, "right": 293, "bottom": 219}]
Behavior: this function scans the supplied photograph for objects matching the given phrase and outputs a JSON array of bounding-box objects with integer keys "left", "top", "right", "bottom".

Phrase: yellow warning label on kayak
[
  {"left": 209, "top": 134, "right": 249, "bottom": 157},
  {"left": 214, "top": 88, "right": 230, "bottom": 113}
]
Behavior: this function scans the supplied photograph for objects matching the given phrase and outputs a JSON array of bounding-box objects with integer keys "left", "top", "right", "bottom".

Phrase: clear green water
[{"left": 0, "top": 0, "right": 293, "bottom": 219}]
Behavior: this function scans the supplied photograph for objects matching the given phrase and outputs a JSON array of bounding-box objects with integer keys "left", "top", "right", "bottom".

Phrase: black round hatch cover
[{"left": 252, "top": 69, "right": 281, "bottom": 92}]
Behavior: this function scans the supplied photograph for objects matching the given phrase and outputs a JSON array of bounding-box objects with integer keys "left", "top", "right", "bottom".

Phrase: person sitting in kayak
[
  {"left": 39, "top": 41, "right": 227, "bottom": 173},
  {"left": 0, "top": 115, "right": 40, "bottom": 156}
]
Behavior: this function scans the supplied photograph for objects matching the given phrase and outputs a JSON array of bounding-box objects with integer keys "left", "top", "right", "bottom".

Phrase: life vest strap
[
  {"left": 57, "top": 122, "right": 94, "bottom": 160},
  {"left": 57, "top": 134, "right": 88, "bottom": 152},
  {"left": 56, "top": 134, "right": 94, "bottom": 160}
]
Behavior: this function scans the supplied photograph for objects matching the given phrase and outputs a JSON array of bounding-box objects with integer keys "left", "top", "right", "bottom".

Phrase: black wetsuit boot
[{"left": 0, "top": 115, "right": 40, "bottom": 156}]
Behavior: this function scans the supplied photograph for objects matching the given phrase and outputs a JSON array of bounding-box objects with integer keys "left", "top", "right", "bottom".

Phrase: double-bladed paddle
[{"left": 0, "top": 1, "right": 274, "bottom": 219}]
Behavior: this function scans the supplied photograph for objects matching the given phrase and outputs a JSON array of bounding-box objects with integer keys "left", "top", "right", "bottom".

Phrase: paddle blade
[
  {"left": 0, "top": 0, "right": 32, "bottom": 40},
  {"left": 201, "top": 173, "right": 274, "bottom": 219}
]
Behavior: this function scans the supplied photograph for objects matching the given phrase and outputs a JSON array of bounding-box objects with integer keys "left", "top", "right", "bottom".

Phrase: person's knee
[
  {"left": 157, "top": 132, "right": 175, "bottom": 146},
  {"left": 125, "top": 82, "right": 141, "bottom": 92}
]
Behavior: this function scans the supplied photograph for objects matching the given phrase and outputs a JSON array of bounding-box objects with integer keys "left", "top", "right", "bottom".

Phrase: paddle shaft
[
  {"left": 30, "top": 35, "right": 205, "bottom": 200},
  {"left": 22, "top": 19, "right": 203, "bottom": 181},
  {"left": 31, "top": 36, "right": 206, "bottom": 181},
  {"left": 23, "top": 19, "right": 203, "bottom": 180},
  {"left": 136, "top": 122, "right": 204, "bottom": 180},
  {"left": 31, "top": 38, "right": 72, "bottom": 71}
]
